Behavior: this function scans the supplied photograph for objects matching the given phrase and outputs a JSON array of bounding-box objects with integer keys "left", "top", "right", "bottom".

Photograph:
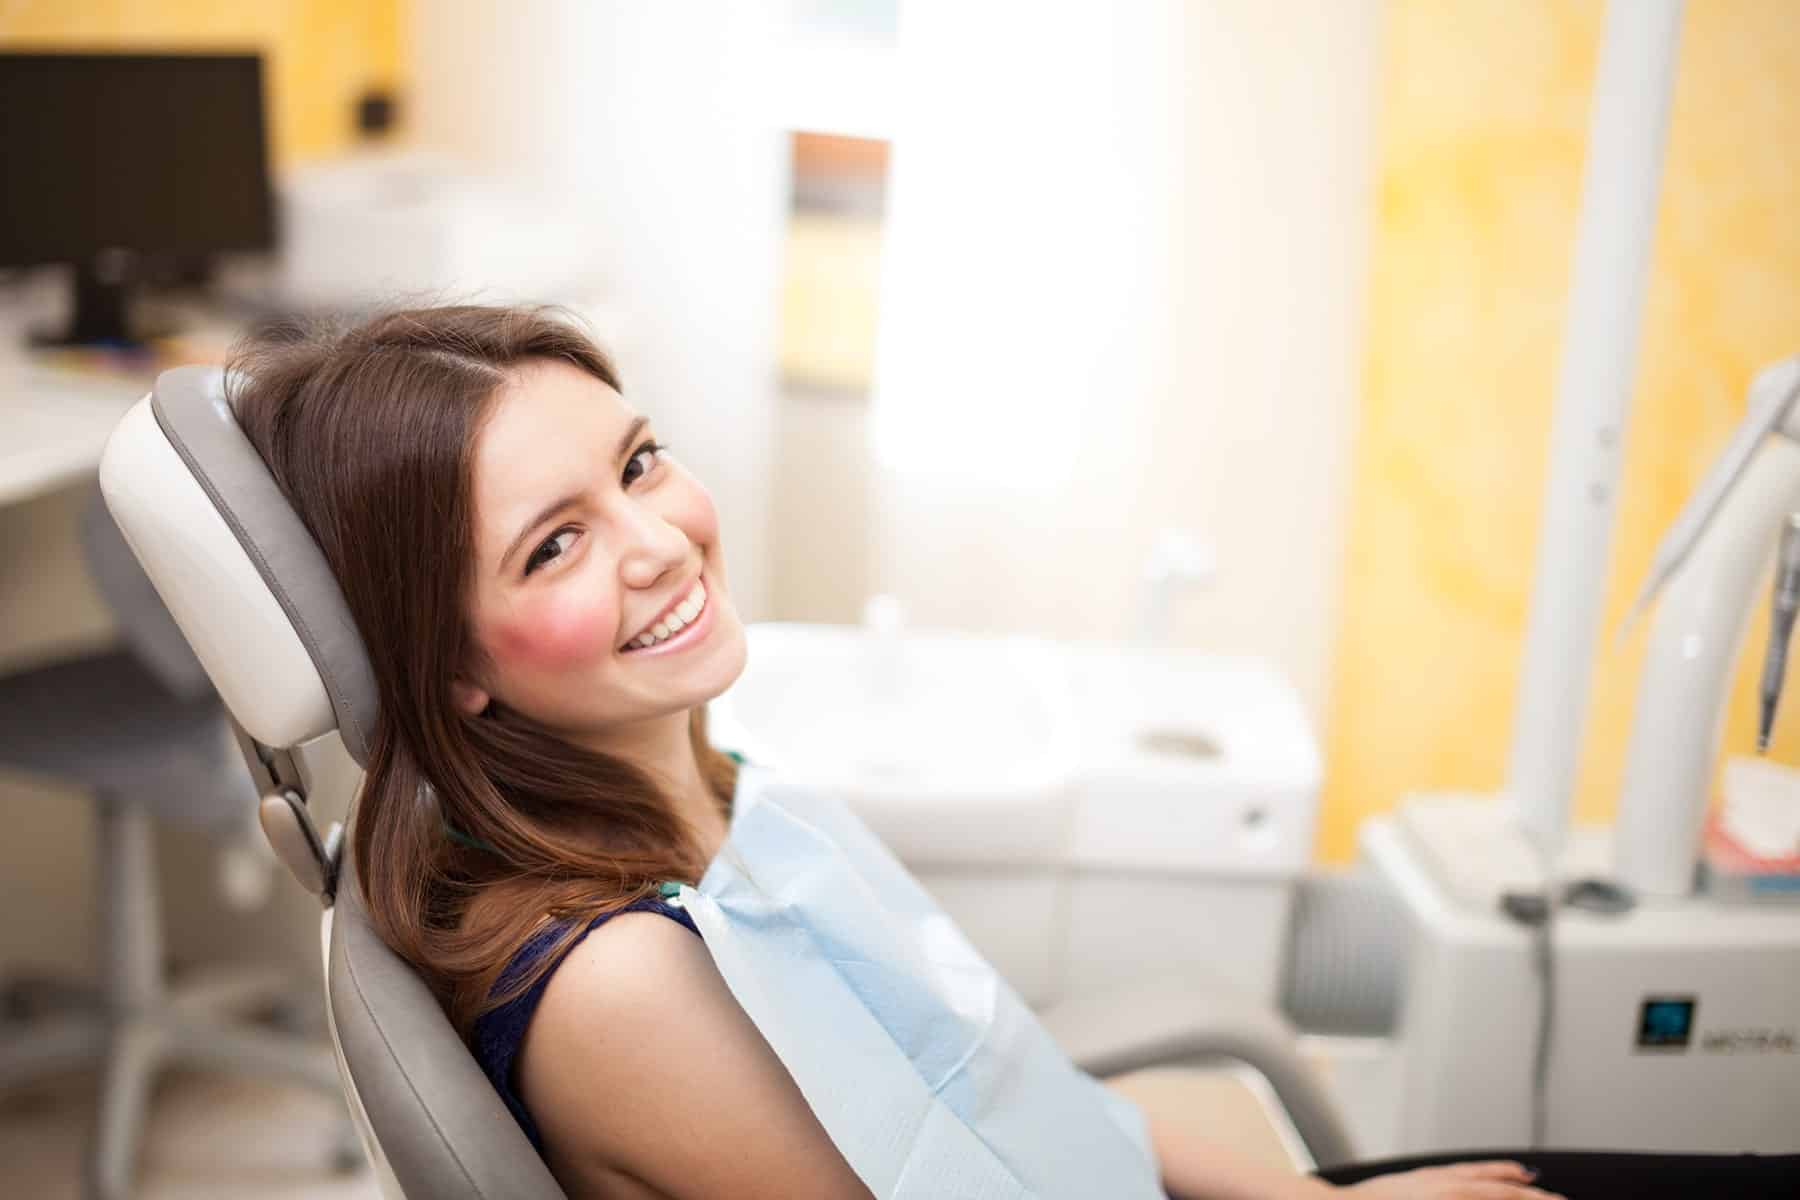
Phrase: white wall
[
  {"left": 863, "top": 1, "right": 1381, "bottom": 724},
  {"left": 411, "top": 0, "right": 791, "bottom": 622}
]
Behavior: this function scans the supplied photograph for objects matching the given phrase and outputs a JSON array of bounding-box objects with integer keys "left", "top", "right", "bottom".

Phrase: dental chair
[{"left": 96, "top": 364, "right": 1355, "bottom": 1198}]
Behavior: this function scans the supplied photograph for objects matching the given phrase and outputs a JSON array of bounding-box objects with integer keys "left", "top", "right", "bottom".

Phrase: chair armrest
[{"left": 1037, "top": 967, "right": 1357, "bottom": 1170}]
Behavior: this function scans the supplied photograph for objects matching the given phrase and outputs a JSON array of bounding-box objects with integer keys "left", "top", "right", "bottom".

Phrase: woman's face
[{"left": 452, "top": 359, "right": 748, "bottom": 744}]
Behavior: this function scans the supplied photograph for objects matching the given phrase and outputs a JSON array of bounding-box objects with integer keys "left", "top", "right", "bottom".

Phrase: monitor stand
[{"left": 29, "top": 254, "right": 177, "bottom": 350}]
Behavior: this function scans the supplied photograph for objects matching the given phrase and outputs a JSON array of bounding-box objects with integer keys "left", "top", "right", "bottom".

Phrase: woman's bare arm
[
  {"left": 1130, "top": 1093, "right": 1564, "bottom": 1200},
  {"left": 1140, "top": 1110, "right": 1334, "bottom": 1200},
  {"left": 518, "top": 911, "right": 874, "bottom": 1200}
]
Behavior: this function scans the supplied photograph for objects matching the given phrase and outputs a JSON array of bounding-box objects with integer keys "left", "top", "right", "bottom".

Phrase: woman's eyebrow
[
  {"left": 615, "top": 414, "right": 649, "bottom": 459},
  {"left": 500, "top": 492, "right": 583, "bottom": 574}
]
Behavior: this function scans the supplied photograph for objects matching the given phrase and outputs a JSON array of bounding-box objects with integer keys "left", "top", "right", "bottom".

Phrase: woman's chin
[
  {"left": 682, "top": 609, "right": 749, "bottom": 702},
  {"left": 625, "top": 613, "right": 749, "bottom": 716}
]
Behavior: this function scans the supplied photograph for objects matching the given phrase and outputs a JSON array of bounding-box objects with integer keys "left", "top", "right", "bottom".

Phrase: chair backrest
[{"left": 98, "top": 365, "right": 567, "bottom": 1200}]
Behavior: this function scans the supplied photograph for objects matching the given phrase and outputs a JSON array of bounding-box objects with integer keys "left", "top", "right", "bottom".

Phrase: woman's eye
[
  {"left": 623, "top": 440, "right": 666, "bottom": 487},
  {"left": 524, "top": 528, "right": 578, "bottom": 576}
]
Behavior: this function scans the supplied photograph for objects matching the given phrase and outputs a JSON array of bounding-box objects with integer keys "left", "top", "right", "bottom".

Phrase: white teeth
[{"left": 624, "top": 581, "right": 709, "bottom": 650}]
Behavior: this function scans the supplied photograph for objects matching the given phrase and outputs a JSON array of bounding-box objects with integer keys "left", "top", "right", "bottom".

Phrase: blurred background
[{"left": 0, "top": 0, "right": 1796, "bottom": 1195}]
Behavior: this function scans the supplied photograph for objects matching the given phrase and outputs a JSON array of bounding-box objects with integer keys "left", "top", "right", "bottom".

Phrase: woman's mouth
[{"left": 619, "top": 578, "right": 711, "bottom": 655}]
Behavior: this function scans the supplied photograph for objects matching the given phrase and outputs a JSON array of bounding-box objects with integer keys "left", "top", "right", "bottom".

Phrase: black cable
[
  {"left": 1500, "top": 874, "right": 1636, "bottom": 1149},
  {"left": 1499, "top": 887, "right": 1555, "bottom": 1148},
  {"left": 1530, "top": 904, "right": 1554, "bottom": 1148}
]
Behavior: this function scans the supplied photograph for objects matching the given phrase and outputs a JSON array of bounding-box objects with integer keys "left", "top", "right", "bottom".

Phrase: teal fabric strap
[
  {"left": 441, "top": 817, "right": 501, "bottom": 855},
  {"left": 653, "top": 749, "right": 747, "bottom": 898}
]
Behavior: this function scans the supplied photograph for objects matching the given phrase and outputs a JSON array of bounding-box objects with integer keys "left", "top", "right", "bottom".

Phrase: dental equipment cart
[{"left": 1363, "top": 798, "right": 1800, "bottom": 1157}]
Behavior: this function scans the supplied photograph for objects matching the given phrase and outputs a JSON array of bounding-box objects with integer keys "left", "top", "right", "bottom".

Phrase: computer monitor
[{"left": 0, "top": 52, "right": 275, "bottom": 346}]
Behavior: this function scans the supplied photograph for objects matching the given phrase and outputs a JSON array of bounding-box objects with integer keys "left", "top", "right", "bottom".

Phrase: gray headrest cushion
[{"left": 150, "top": 366, "right": 380, "bottom": 766}]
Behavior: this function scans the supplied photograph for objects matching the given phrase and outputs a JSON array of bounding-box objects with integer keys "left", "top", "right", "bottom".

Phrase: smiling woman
[
  {"left": 221, "top": 307, "right": 883, "bottom": 1197},
  {"left": 449, "top": 356, "right": 743, "bottom": 759},
  {"left": 225, "top": 307, "right": 749, "bottom": 1044},
  {"left": 215, "top": 304, "right": 1633, "bottom": 1200}
]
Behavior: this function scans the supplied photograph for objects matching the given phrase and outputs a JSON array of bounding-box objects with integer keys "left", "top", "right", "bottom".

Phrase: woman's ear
[{"left": 451, "top": 677, "right": 491, "bottom": 716}]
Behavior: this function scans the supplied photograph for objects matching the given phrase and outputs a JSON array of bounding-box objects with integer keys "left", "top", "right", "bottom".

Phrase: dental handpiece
[{"left": 1757, "top": 513, "right": 1800, "bottom": 752}]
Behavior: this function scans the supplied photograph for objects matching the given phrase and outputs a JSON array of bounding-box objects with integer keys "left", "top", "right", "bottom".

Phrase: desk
[
  {"left": 0, "top": 272, "right": 246, "bottom": 509},
  {"left": 0, "top": 362, "right": 149, "bottom": 507},
  {"left": 0, "top": 275, "right": 243, "bottom": 675},
  {"left": 0, "top": 363, "right": 148, "bottom": 677}
]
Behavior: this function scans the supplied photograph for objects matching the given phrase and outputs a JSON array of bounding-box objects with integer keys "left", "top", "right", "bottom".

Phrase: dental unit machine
[{"left": 1358, "top": 0, "right": 1800, "bottom": 1159}]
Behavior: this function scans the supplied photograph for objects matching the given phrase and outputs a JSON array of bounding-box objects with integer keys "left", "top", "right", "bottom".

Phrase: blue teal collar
[{"left": 441, "top": 818, "right": 500, "bottom": 855}]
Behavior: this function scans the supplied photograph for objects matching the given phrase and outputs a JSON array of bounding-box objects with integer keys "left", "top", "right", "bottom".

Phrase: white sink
[
  {"left": 707, "top": 619, "right": 1322, "bottom": 1007},
  {"left": 707, "top": 622, "right": 1080, "bottom": 866}
]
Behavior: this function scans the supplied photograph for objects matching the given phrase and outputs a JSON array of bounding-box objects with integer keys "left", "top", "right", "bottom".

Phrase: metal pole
[{"left": 1507, "top": 0, "right": 1685, "bottom": 857}]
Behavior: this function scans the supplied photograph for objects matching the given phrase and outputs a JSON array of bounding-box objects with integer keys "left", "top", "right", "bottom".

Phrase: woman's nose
[{"left": 615, "top": 504, "right": 689, "bottom": 588}]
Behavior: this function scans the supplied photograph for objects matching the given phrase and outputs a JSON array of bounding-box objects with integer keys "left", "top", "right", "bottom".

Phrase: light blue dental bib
[{"left": 671, "top": 765, "right": 1163, "bottom": 1199}]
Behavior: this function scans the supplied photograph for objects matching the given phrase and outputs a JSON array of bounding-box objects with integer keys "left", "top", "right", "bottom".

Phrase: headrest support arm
[{"left": 230, "top": 720, "right": 342, "bottom": 905}]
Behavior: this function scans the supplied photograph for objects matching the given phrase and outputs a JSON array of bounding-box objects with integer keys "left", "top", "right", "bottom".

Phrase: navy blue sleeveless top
[{"left": 471, "top": 896, "right": 702, "bottom": 1154}]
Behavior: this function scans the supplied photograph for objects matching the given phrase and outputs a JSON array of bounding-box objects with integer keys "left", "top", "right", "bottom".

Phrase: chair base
[
  {"left": 0, "top": 792, "right": 360, "bottom": 1199},
  {"left": 0, "top": 963, "right": 359, "bottom": 1200}
]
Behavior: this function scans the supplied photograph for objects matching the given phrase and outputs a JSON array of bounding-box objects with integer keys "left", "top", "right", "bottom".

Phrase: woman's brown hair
[{"left": 226, "top": 305, "right": 739, "bottom": 1038}]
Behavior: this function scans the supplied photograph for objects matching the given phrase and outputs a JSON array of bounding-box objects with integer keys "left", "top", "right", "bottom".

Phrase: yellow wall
[
  {"left": 0, "top": 1, "right": 403, "bottom": 167},
  {"left": 1320, "top": 0, "right": 1800, "bottom": 860}
]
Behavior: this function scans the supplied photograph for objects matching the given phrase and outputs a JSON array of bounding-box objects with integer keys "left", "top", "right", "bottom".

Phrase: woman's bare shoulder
[{"left": 517, "top": 910, "right": 872, "bottom": 1200}]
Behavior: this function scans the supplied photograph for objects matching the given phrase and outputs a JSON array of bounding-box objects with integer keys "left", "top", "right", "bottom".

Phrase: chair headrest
[
  {"left": 77, "top": 480, "right": 213, "bottom": 702},
  {"left": 98, "top": 366, "right": 379, "bottom": 767}
]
